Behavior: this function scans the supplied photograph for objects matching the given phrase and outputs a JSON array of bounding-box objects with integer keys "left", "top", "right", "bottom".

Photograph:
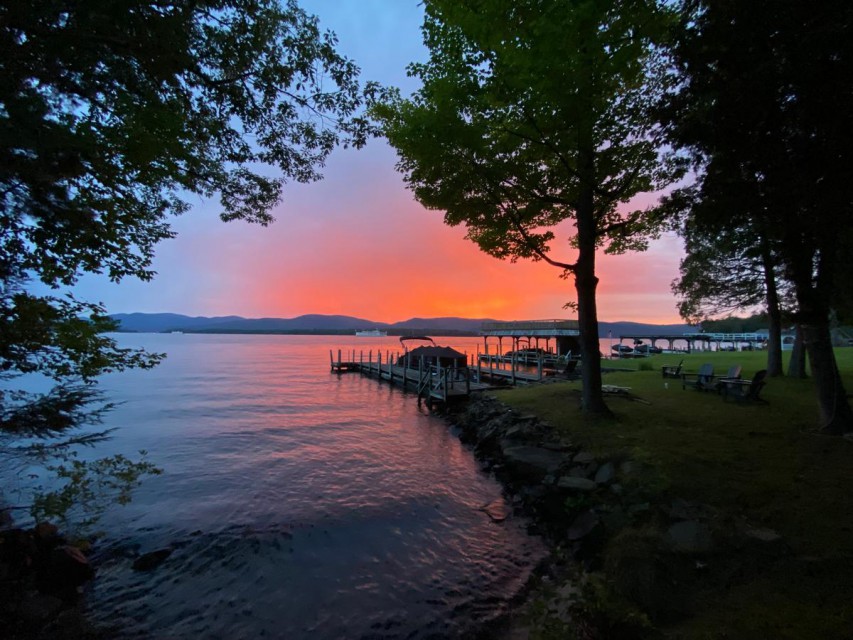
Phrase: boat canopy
[
  {"left": 400, "top": 336, "right": 436, "bottom": 347},
  {"left": 401, "top": 345, "right": 467, "bottom": 369}
]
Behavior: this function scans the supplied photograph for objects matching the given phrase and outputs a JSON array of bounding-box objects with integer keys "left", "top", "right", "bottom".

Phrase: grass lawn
[{"left": 493, "top": 349, "right": 853, "bottom": 639}]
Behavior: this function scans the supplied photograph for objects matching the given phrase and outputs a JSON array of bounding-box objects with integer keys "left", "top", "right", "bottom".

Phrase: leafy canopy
[
  {"left": 2, "top": 0, "right": 376, "bottom": 395},
  {"left": 376, "top": 0, "right": 683, "bottom": 413},
  {"left": 377, "top": 0, "right": 682, "bottom": 271},
  {"left": 663, "top": 0, "right": 853, "bottom": 432},
  {"left": 1, "top": 0, "right": 375, "bottom": 523}
]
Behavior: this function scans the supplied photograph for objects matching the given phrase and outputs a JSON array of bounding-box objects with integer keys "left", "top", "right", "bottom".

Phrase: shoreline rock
[
  {"left": 442, "top": 391, "right": 789, "bottom": 637},
  {"left": 0, "top": 522, "right": 101, "bottom": 639}
]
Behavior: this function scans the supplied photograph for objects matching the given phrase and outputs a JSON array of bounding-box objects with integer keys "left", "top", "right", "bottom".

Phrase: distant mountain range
[{"left": 109, "top": 313, "right": 693, "bottom": 337}]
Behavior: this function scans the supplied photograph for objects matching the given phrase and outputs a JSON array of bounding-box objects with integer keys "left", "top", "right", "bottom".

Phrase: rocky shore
[
  {"left": 445, "top": 392, "right": 787, "bottom": 638},
  {"left": 0, "top": 521, "right": 103, "bottom": 639}
]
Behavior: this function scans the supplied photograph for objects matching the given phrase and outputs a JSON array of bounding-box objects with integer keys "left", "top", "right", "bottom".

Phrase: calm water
[{"left": 76, "top": 334, "right": 546, "bottom": 639}]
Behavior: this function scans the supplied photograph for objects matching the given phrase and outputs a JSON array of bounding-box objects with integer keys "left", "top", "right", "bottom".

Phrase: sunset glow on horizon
[{"left": 75, "top": 1, "right": 687, "bottom": 326}]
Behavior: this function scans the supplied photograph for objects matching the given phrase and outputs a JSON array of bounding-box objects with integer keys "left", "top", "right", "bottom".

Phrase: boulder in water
[
  {"left": 479, "top": 498, "right": 511, "bottom": 523},
  {"left": 132, "top": 547, "right": 174, "bottom": 572}
]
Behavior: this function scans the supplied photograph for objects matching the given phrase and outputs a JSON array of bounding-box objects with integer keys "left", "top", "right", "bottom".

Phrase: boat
[
  {"left": 611, "top": 344, "right": 656, "bottom": 358},
  {"left": 355, "top": 329, "right": 387, "bottom": 337},
  {"left": 611, "top": 344, "right": 635, "bottom": 354},
  {"left": 633, "top": 343, "right": 663, "bottom": 355}
]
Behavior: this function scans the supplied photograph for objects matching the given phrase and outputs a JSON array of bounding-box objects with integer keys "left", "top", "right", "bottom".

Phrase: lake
[{"left": 74, "top": 334, "right": 546, "bottom": 639}]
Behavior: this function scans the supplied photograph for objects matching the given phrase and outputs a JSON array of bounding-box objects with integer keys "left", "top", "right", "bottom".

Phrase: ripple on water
[{"left": 77, "top": 335, "right": 547, "bottom": 638}]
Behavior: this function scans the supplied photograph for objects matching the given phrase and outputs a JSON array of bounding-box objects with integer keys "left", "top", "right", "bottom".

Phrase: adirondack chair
[
  {"left": 661, "top": 359, "right": 684, "bottom": 379},
  {"left": 681, "top": 363, "right": 715, "bottom": 391},
  {"left": 714, "top": 365, "right": 743, "bottom": 392},
  {"left": 722, "top": 370, "right": 768, "bottom": 403},
  {"left": 563, "top": 358, "right": 580, "bottom": 380}
]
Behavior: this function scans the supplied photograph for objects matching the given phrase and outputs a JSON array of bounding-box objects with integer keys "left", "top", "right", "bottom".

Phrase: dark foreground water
[{"left": 74, "top": 334, "right": 546, "bottom": 639}]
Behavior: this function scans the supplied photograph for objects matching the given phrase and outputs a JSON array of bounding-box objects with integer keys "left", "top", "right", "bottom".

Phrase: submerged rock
[
  {"left": 132, "top": 547, "right": 173, "bottom": 572},
  {"left": 479, "top": 498, "right": 511, "bottom": 523}
]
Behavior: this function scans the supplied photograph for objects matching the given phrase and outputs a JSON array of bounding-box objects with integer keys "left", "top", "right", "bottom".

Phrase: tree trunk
[
  {"left": 787, "top": 229, "right": 853, "bottom": 433},
  {"left": 761, "top": 244, "right": 784, "bottom": 376},
  {"left": 791, "top": 244, "right": 852, "bottom": 431},
  {"left": 787, "top": 325, "right": 807, "bottom": 378},
  {"left": 575, "top": 246, "right": 609, "bottom": 415},
  {"left": 802, "top": 321, "right": 853, "bottom": 434},
  {"left": 575, "top": 130, "right": 610, "bottom": 416}
]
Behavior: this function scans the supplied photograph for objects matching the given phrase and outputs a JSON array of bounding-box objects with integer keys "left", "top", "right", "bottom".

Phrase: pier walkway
[
  {"left": 330, "top": 349, "right": 486, "bottom": 405},
  {"left": 330, "top": 348, "right": 564, "bottom": 404}
]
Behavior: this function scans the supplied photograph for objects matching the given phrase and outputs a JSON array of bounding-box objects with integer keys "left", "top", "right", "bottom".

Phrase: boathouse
[{"left": 480, "top": 320, "right": 581, "bottom": 356}]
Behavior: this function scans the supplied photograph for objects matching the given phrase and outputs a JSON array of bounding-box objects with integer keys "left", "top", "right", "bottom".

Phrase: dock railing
[{"left": 330, "top": 349, "right": 475, "bottom": 404}]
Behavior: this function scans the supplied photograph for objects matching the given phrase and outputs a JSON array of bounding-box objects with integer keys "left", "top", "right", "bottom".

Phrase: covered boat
[{"left": 397, "top": 336, "right": 467, "bottom": 369}]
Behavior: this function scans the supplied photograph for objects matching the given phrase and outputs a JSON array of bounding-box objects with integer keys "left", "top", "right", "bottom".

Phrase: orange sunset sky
[{"left": 75, "top": 0, "right": 687, "bottom": 325}]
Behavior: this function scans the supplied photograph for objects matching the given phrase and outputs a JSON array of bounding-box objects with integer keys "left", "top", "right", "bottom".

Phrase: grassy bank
[{"left": 494, "top": 349, "right": 853, "bottom": 639}]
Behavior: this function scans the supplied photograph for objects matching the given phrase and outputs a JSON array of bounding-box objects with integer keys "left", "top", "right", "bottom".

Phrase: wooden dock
[
  {"left": 328, "top": 348, "right": 559, "bottom": 405},
  {"left": 475, "top": 353, "right": 559, "bottom": 384},
  {"left": 330, "top": 349, "right": 490, "bottom": 405}
]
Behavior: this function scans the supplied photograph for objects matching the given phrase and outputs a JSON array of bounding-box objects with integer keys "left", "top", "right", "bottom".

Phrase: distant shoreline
[{"left": 108, "top": 312, "right": 695, "bottom": 337}]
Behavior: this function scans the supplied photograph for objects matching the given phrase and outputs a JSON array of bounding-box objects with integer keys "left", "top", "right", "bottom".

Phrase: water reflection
[{"left": 83, "top": 334, "right": 545, "bottom": 639}]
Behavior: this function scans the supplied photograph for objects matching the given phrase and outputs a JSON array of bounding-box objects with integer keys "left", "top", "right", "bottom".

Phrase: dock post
[
  {"left": 538, "top": 353, "right": 543, "bottom": 380},
  {"left": 511, "top": 352, "right": 516, "bottom": 385},
  {"left": 330, "top": 349, "right": 334, "bottom": 371},
  {"left": 441, "top": 363, "right": 447, "bottom": 402},
  {"left": 377, "top": 350, "right": 382, "bottom": 378}
]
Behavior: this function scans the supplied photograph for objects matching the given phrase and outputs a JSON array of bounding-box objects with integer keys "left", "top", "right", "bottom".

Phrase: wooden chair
[
  {"left": 721, "top": 370, "right": 768, "bottom": 403},
  {"left": 713, "top": 365, "right": 742, "bottom": 392},
  {"left": 563, "top": 358, "right": 580, "bottom": 380},
  {"left": 681, "top": 363, "right": 715, "bottom": 391},
  {"left": 662, "top": 359, "right": 684, "bottom": 379}
]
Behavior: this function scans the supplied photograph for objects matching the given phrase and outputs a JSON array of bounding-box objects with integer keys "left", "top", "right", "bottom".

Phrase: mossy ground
[{"left": 493, "top": 349, "right": 853, "bottom": 639}]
